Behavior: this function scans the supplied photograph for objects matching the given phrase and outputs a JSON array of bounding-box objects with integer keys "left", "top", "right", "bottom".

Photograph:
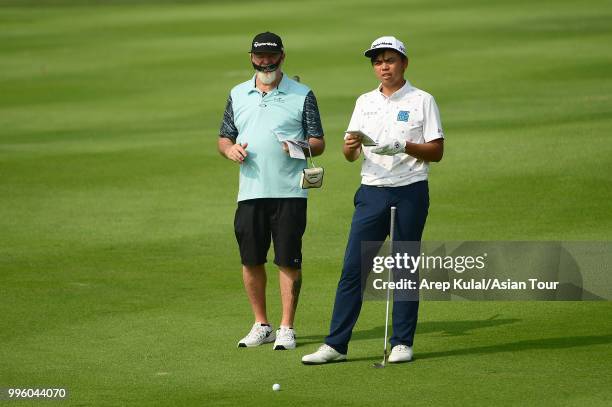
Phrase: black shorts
[{"left": 234, "top": 198, "right": 307, "bottom": 268}]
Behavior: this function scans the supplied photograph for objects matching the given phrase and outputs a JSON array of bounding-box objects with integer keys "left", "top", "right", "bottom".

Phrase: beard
[{"left": 256, "top": 69, "right": 278, "bottom": 85}]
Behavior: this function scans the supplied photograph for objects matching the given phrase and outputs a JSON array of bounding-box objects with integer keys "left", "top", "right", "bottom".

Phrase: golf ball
[{"left": 272, "top": 383, "right": 281, "bottom": 392}]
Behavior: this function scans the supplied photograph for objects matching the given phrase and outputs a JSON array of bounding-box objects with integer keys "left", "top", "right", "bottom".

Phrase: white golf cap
[{"left": 364, "top": 36, "right": 407, "bottom": 58}]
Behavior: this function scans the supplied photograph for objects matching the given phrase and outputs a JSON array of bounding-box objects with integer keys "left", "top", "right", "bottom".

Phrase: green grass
[{"left": 1, "top": 0, "right": 611, "bottom": 405}]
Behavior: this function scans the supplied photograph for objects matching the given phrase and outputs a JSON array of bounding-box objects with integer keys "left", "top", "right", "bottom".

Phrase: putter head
[{"left": 372, "top": 352, "right": 387, "bottom": 368}]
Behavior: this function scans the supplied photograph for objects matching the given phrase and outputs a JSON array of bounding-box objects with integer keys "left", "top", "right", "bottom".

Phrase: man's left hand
[{"left": 371, "top": 139, "right": 406, "bottom": 155}]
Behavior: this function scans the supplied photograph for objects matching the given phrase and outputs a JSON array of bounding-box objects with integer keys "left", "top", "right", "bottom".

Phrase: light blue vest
[{"left": 231, "top": 74, "right": 310, "bottom": 202}]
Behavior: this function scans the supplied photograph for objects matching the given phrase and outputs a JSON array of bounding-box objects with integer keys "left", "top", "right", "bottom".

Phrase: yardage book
[
  {"left": 345, "top": 129, "right": 378, "bottom": 146},
  {"left": 274, "top": 132, "right": 309, "bottom": 159}
]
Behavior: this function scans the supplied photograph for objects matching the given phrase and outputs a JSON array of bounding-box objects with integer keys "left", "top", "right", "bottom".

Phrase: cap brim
[
  {"left": 250, "top": 48, "right": 283, "bottom": 54},
  {"left": 364, "top": 48, "right": 378, "bottom": 58}
]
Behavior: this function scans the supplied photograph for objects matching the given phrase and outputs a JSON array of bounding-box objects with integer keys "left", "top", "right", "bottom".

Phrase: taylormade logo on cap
[
  {"left": 364, "top": 36, "right": 407, "bottom": 58},
  {"left": 253, "top": 42, "right": 278, "bottom": 47},
  {"left": 373, "top": 41, "right": 393, "bottom": 47}
]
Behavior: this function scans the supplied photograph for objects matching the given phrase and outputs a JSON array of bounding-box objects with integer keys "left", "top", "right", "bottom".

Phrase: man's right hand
[
  {"left": 342, "top": 134, "right": 362, "bottom": 162},
  {"left": 225, "top": 142, "right": 249, "bottom": 163},
  {"left": 344, "top": 134, "right": 362, "bottom": 150}
]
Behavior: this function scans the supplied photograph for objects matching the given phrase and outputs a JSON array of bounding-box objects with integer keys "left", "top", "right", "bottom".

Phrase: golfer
[
  {"left": 302, "top": 36, "right": 443, "bottom": 364},
  {"left": 218, "top": 32, "right": 325, "bottom": 350}
]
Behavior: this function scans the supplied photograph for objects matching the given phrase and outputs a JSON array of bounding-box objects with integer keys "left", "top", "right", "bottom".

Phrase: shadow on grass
[
  {"left": 298, "top": 315, "right": 612, "bottom": 362},
  {"left": 299, "top": 314, "right": 518, "bottom": 345},
  {"left": 300, "top": 332, "right": 612, "bottom": 363},
  {"left": 417, "top": 333, "right": 612, "bottom": 360}
]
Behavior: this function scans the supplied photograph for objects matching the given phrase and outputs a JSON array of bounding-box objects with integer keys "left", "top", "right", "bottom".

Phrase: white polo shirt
[{"left": 346, "top": 80, "right": 444, "bottom": 187}]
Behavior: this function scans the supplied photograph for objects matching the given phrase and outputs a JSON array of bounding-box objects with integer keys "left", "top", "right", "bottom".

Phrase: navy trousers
[{"left": 325, "top": 181, "right": 429, "bottom": 355}]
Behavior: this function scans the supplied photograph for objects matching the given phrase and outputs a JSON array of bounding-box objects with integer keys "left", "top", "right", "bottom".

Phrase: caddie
[{"left": 218, "top": 31, "right": 325, "bottom": 350}]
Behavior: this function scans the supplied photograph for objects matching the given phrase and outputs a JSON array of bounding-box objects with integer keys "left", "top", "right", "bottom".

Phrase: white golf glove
[{"left": 371, "top": 139, "right": 406, "bottom": 156}]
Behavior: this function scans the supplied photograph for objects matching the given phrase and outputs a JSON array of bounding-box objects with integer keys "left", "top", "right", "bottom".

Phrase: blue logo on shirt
[{"left": 397, "top": 110, "right": 410, "bottom": 122}]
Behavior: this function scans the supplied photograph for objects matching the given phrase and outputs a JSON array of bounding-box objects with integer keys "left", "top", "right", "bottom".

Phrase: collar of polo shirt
[{"left": 378, "top": 80, "right": 413, "bottom": 100}]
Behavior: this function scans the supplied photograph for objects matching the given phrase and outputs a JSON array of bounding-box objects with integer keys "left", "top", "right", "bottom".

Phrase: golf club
[{"left": 373, "top": 206, "right": 396, "bottom": 368}]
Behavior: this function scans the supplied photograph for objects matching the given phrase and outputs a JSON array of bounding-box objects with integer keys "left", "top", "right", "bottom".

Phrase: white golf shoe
[
  {"left": 273, "top": 327, "right": 296, "bottom": 350},
  {"left": 388, "top": 345, "right": 413, "bottom": 363},
  {"left": 237, "top": 322, "right": 275, "bottom": 348},
  {"left": 301, "top": 344, "right": 347, "bottom": 365}
]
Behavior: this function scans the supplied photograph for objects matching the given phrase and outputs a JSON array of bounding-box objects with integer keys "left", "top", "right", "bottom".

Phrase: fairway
[{"left": 1, "top": 0, "right": 612, "bottom": 406}]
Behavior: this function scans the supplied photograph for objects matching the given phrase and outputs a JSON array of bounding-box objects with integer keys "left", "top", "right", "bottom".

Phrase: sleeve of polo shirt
[
  {"left": 423, "top": 95, "right": 444, "bottom": 142},
  {"left": 301, "top": 91, "right": 324, "bottom": 138},
  {"left": 219, "top": 94, "right": 238, "bottom": 141}
]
